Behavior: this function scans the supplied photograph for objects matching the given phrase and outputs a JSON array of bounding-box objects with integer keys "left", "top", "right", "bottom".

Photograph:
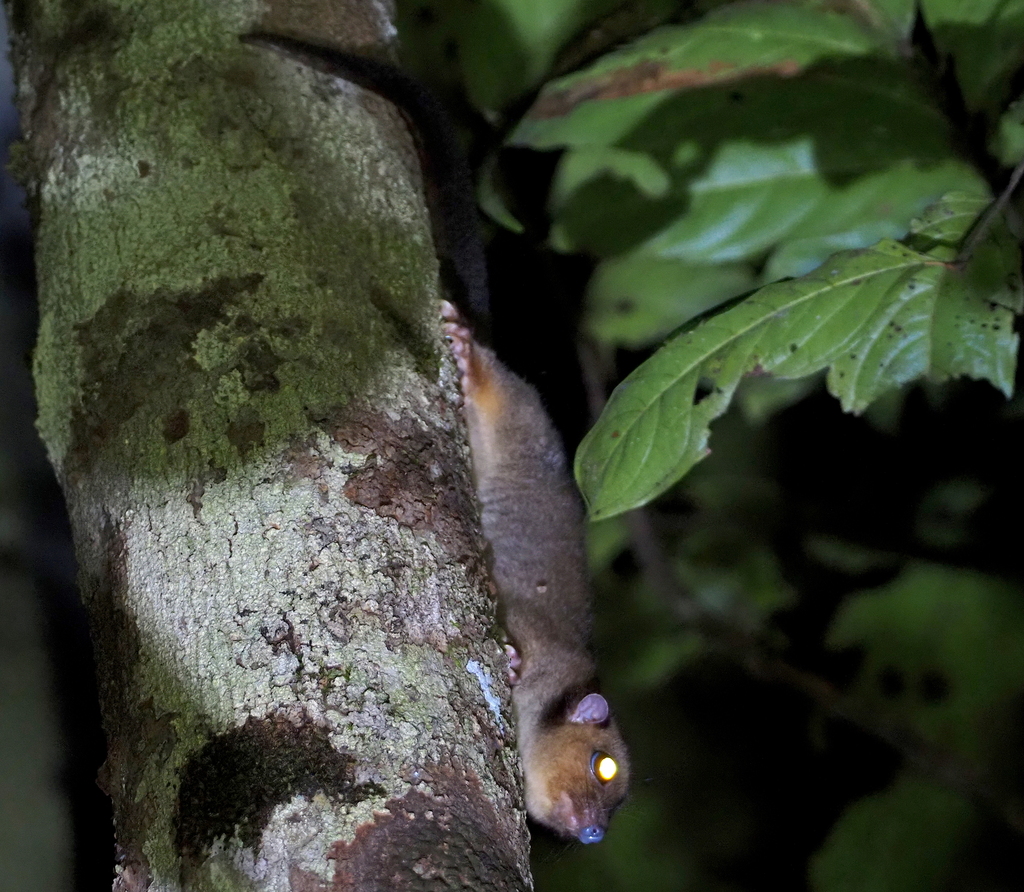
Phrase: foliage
[
  {"left": 575, "top": 198, "right": 1021, "bottom": 518},
  {"left": 399, "top": 1, "right": 1024, "bottom": 890}
]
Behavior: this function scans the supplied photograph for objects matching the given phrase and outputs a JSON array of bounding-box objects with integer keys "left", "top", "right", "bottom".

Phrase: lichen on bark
[{"left": 6, "top": 0, "right": 532, "bottom": 888}]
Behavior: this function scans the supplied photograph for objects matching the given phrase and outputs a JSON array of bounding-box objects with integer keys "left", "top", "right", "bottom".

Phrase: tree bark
[{"left": 5, "top": 0, "right": 531, "bottom": 888}]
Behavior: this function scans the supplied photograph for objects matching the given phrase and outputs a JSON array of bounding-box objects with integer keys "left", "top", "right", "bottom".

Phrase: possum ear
[{"left": 569, "top": 693, "right": 609, "bottom": 724}]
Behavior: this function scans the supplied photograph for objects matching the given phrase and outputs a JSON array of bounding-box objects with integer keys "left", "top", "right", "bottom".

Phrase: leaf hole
[
  {"left": 877, "top": 665, "right": 904, "bottom": 699},
  {"left": 694, "top": 381, "right": 715, "bottom": 405},
  {"left": 611, "top": 549, "right": 638, "bottom": 575},
  {"left": 918, "top": 670, "right": 950, "bottom": 704},
  {"left": 414, "top": 5, "right": 436, "bottom": 24}
]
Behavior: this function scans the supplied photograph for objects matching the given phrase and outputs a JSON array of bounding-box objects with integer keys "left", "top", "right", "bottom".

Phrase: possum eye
[{"left": 591, "top": 751, "right": 618, "bottom": 783}]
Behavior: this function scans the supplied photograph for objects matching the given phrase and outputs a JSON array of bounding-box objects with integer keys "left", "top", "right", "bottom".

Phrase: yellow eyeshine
[{"left": 594, "top": 754, "right": 618, "bottom": 783}]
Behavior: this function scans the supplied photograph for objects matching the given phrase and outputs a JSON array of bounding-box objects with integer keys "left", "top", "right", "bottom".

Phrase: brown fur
[
  {"left": 443, "top": 303, "right": 630, "bottom": 841},
  {"left": 522, "top": 717, "right": 629, "bottom": 839}
]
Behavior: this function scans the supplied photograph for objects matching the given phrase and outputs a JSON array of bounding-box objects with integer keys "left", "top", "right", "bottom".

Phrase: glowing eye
[{"left": 591, "top": 752, "right": 618, "bottom": 783}]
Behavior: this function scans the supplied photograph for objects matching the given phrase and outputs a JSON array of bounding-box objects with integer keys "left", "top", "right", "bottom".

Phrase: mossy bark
[{"left": 5, "top": 0, "right": 531, "bottom": 888}]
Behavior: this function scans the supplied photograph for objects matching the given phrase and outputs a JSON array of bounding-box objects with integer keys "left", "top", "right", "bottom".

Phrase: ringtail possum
[
  {"left": 243, "top": 33, "right": 630, "bottom": 844},
  {"left": 441, "top": 304, "right": 629, "bottom": 843}
]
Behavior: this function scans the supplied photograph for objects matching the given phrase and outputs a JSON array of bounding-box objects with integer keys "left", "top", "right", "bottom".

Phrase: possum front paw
[
  {"left": 505, "top": 643, "right": 522, "bottom": 685},
  {"left": 441, "top": 301, "right": 475, "bottom": 378}
]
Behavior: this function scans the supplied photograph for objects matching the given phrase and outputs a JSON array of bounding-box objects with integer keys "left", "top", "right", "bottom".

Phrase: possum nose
[{"left": 578, "top": 825, "right": 604, "bottom": 844}]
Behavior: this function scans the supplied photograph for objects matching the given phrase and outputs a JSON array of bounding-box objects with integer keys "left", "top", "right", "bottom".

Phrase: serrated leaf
[
  {"left": 810, "top": 776, "right": 973, "bottom": 892},
  {"left": 510, "top": 3, "right": 886, "bottom": 149},
  {"left": 575, "top": 241, "right": 932, "bottom": 517},
  {"left": 932, "top": 237, "right": 1022, "bottom": 388},
  {"left": 908, "top": 191, "right": 989, "bottom": 244},
  {"left": 575, "top": 195, "right": 1021, "bottom": 519},
  {"left": 826, "top": 563, "right": 1024, "bottom": 758}
]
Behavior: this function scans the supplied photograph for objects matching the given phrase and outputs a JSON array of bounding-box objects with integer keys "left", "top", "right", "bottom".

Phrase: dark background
[{"left": 0, "top": 10, "right": 112, "bottom": 890}]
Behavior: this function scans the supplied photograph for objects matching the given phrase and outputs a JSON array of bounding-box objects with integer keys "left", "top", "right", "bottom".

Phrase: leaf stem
[{"left": 955, "top": 155, "right": 1024, "bottom": 267}]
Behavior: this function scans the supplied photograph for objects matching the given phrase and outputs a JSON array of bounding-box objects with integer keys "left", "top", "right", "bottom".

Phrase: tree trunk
[{"left": 5, "top": 0, "right": 531, "bottom": 888}]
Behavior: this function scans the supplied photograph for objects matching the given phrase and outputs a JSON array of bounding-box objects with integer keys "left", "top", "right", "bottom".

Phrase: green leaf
[
  {"left": 827, "top": 563, "right": 1024, "bottom": 758},
  {"left": 913, "top": 191, "right": 1024, "bottom": 380},
  {"left": 397, "top": 0, "right": 627, "bottom": 109},
  {"left": 552, "top": 146, "right": 671, "bottom": 202},
  {"left": 574, "top": 195, "right": 1021, "bottom": 519},
  {"left": 586, "top": 516, "right": 631, "bottom": 575},
  {"left": 931, "top": 239, "right": 1021, "bottom": 390},
  {"left": 623, "top": 628, "right": 703, "bottom": 689},
  {"left": 528, "top": 53, "right": 966, "bottom": 258},
  {"left": 858, "top": 0, "right": 918, "bottom": 36},
  {"left": 638, "top": 148, "right": 983, "bottom": 273},
  {"left": 547, "top": 147, "right": 676, "bottom": 253},
  {"left": 921, "top": 0, "right": 1024, "bottom": 21},
  {"left": 810, "top": 776, "right": 973, "bottom": 892},
  {"left": 477, "top": 154, "right": 524, "bottom": 234},
  {"left": 460, "top": 0, "right": 626, "bottom": 108},
  {"left": 803, "top": 534, "right": 900, "bottom": 575},
  {"left": 993, "top": 96, "right": 1024, "bottom": 165},
  {"left": 641, "top": 138, "right": 825, "bottom": 264},
  {"left": 585, "top": 251, "right": 754, "bottom": 348},
  {"left": 908, "top": 191, "right": 989, "bottom": 244},
  {"left": 763, "top": 160, "right": 987, "bottom": 279},
  {"left": 677, "top": 534, "right": 796, "bottom": 616},
  {"left": 919, "top": 0, "right": 1024, "bottom": 116},
  {"left": 914, "top": 477, "right": 990, "bottom": 549},
  {"left": 511, "top": 3, "right": 886, "bottom": 149}
]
